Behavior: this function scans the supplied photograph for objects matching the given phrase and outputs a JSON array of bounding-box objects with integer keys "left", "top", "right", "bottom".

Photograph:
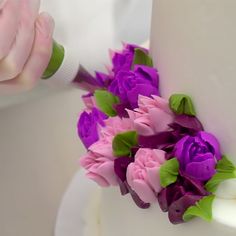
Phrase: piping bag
[
  {"left": 41, "top": 40, "right": 101, "bottom": 92},
  {"left": 40, "top": 40, "right": 80, "bottom": 85}
]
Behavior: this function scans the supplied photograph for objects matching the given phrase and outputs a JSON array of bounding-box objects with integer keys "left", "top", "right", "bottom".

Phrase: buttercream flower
[
  {"left": 127, "top": 148, "right": 166, "bottom": 203},
  {"left": 158, "top": 174, "right": 208, "bottom": 224},
  {"left": 138, "top": 115, "right": 204, "bottom": 158},
  {"left": 80, "top": 141, "right": 118, "bottom": 187},
  {"left": 80, "top": 116, "right": 134, "bottom": 187},
  {"left": 82, "top": 93, "right": 96, "bottom": 110},
  {"left": 95, "top": 71, "right": 112, "bottom": 87},
  {"left": 111, "top": 43, "right": 147, "bottom": 74},
  {"left": 127, "top": 95, "right": 174, "bottom": 136},
  {"left": 77, "top": 108, "right": 107, "bottom": 149},
  {"left": 99, "top": 116, "right": 134, "bottom": 142},
  {"left": 175, "top": 131, "right": 221, "bottom": 181},
  {"left": 109, "top": 65, "right": 159, "bottom": 109}
]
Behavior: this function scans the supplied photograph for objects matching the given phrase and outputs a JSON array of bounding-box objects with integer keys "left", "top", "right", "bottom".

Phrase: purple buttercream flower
[
  {"left": 175, "top": 131, "right": 221, "bottom": 181},
  {"left": 158, "top": 173, "right": 208, "bottom": 224},
  {"left": 95, "top": 71, "right": 112, "bottom": 87},
  {"left": 73, "top": 66, "right": 103, "bottom": 92},
  {"left": 111, "top": 43, "right": 148, "bottom": 74},
  {"left": 77, "top": 107, "right": 107, "bottom": 149},
  {"left": 138, "top": 115, "right": 204, "bottom": 159},
  {"left": 109, "top": 65, "right": 159, "bottom": 108}
]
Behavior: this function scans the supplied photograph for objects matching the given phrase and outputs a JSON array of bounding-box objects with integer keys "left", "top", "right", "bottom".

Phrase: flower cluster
[{"left": 76, "top": 43, "right": 234, "bottom": 225}]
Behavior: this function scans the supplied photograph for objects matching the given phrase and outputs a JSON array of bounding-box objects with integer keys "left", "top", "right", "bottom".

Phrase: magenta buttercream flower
[
  {"left": 77, "top": 108, "right": 107, "bottom": 149},
  {"left": 175, "top": 131, "right": 221, "bottom": 181},
  {"left": 127, "top": 95, "right": 174, "bottom": 136},
  {"left": 109, "top": 66, "right": 159, "bottom": 109},
  {"left": 127, "top": 148, "right": 166, "bottom": 203},
  {"left": 111, "top": 43, "right": 148, "bottom": 74}
]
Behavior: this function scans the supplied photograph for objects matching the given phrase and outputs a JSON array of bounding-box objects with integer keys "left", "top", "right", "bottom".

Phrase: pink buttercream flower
[
  {"left": 82, "top": 93, "right": 97, "bottom": 110},
  {"left": 127, "top": 95, "right": 174, "bottom": 136},
  {"left": 80, "top": 116, "right": 134, "bottom": 187},
  {"left": 80, "top": 141, "right": 118, "bottom": 187},
  {"left": 127, "top": 148, "right": 166, "bottom": 203},
  {"left": 99, "top": 116, "right": 134, "bottom": 142}
]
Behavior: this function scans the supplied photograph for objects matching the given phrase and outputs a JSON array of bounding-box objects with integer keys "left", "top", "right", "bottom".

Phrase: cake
[{"left": 76, "top": 1, "right": 236, "bottom": 235}]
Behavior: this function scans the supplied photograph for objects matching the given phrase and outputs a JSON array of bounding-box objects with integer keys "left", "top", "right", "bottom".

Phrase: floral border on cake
[{"left": 76, "top": 44, "right": 236, "bottom": 224}]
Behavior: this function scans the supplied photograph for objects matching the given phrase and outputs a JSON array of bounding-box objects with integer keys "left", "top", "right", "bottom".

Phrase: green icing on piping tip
[{"left": 42, "top": 40, "right": 65, "bottom": 80}]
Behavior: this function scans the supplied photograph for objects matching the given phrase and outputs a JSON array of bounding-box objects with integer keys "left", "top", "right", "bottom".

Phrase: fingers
[
  {"left": 0, "top": 0, "right": 20, "bottom": 60},
  {"left": 0, "top": 12, "right": 55, "bottom": 94},
  {"left": 0, "top": 0, "right": 41, "bottom": 81}
]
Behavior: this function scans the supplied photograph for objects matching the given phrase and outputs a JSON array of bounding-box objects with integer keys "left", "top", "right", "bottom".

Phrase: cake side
[
  {"left": 150, "top": 0, "right": 236, "bottom": 161},
  {"left": 100, "top": 187, "right": 236, "bottom": 236},
  {"left": 150, "top": 0, "right": 236, "bottom": 227}
]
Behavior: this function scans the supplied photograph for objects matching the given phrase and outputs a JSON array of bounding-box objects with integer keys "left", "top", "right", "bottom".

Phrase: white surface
[
  {"left": 213, "top": 198, "right": 236, "bottom": 228},
  {"left": 55, "top": 170, "right": 236, "bottom": 236},
  {"left": 55, "top": 170, "right": 101, "bottom": 236},
  {"left": 100, "top": 189, "right": 236, "bottom": 236},
  {"left": 151, "top": 0, "right": 236, "bottom": 161},
  {"left": 0, "top": 88, "right": 85, "bottom": 236}
]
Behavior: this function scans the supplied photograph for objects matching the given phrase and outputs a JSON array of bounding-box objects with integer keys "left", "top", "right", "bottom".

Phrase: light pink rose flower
[
  {"left": 80, "top": 141, "right": 118, "bottom": 187},
  {"left": 127, "top": 95, "right": 174, "bottom": 136},
  {"left": 80, "top": 116, "right": 134, "bottom": 187},
  {"left": 127, "top": 148, "right": 166, "bottom": 203},
  {"left": 99, "top": 116, "right": 134, "bottom": 142}
]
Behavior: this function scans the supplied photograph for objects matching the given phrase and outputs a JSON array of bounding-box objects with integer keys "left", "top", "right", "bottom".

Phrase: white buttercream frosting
[{"left": 99, "top": 188, "right": 236, "bottom": 236}]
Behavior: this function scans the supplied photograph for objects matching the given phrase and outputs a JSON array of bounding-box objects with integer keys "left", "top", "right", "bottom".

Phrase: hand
[{"left": 0, "top": 0, "right": 54, "bottom": 95}]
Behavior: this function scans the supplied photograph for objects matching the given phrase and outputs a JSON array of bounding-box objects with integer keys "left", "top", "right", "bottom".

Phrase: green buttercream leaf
[
  {"left": 112, "top": 131, "right": 138, "bottom": 157},
  {"left": 205, "top": 172, "right": 236, "bottom": 193},
  {"left": 169, "top": 94, "right": 196, "bottom": 116},
  {"left": 42, "top": 40, "right": 65, "bottom": 79},
  {"left": 205, "top": 156, "right": 236, "bottom": 193},
  {"left": 160, "top": 158, "right": 179, "bottom": 187},
  {"left": 132, "top": 48, "right": 153, "bottom": 68},
  {"left": 94, "top": 90, "right": 120, "bottom": 117},
  {"left": 183, "top": 195, "right": 215, "bottom": 222},
  {"left": 216, "top": 155, "right": 236, "bottom": 173}
]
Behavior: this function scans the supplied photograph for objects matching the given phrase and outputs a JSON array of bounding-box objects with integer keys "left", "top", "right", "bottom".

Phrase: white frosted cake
[
  {"left": 70, "top": 1, "right": 236, "bottom": 236},
  {"left": 99, "top": 1, "right": 236, "bottom": 235}
]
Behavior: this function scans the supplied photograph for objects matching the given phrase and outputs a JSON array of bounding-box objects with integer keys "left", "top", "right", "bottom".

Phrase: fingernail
[{"left": 36, "top": 12, "right": 55, "bottom": 38}]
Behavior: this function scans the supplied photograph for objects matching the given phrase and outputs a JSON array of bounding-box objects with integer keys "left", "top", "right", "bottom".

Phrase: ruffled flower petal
[
  {"left": 130, "top": 179, "right": 158, "bottom": 203},
  {"left": 198, "top": 131, "right": 221, "bottom": 160},
  {"left": 147, "top": 167, "right": 162, "bottom": 193},
  {"left": 95, "top": 162, "right": 118, "bottom": 186}
]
